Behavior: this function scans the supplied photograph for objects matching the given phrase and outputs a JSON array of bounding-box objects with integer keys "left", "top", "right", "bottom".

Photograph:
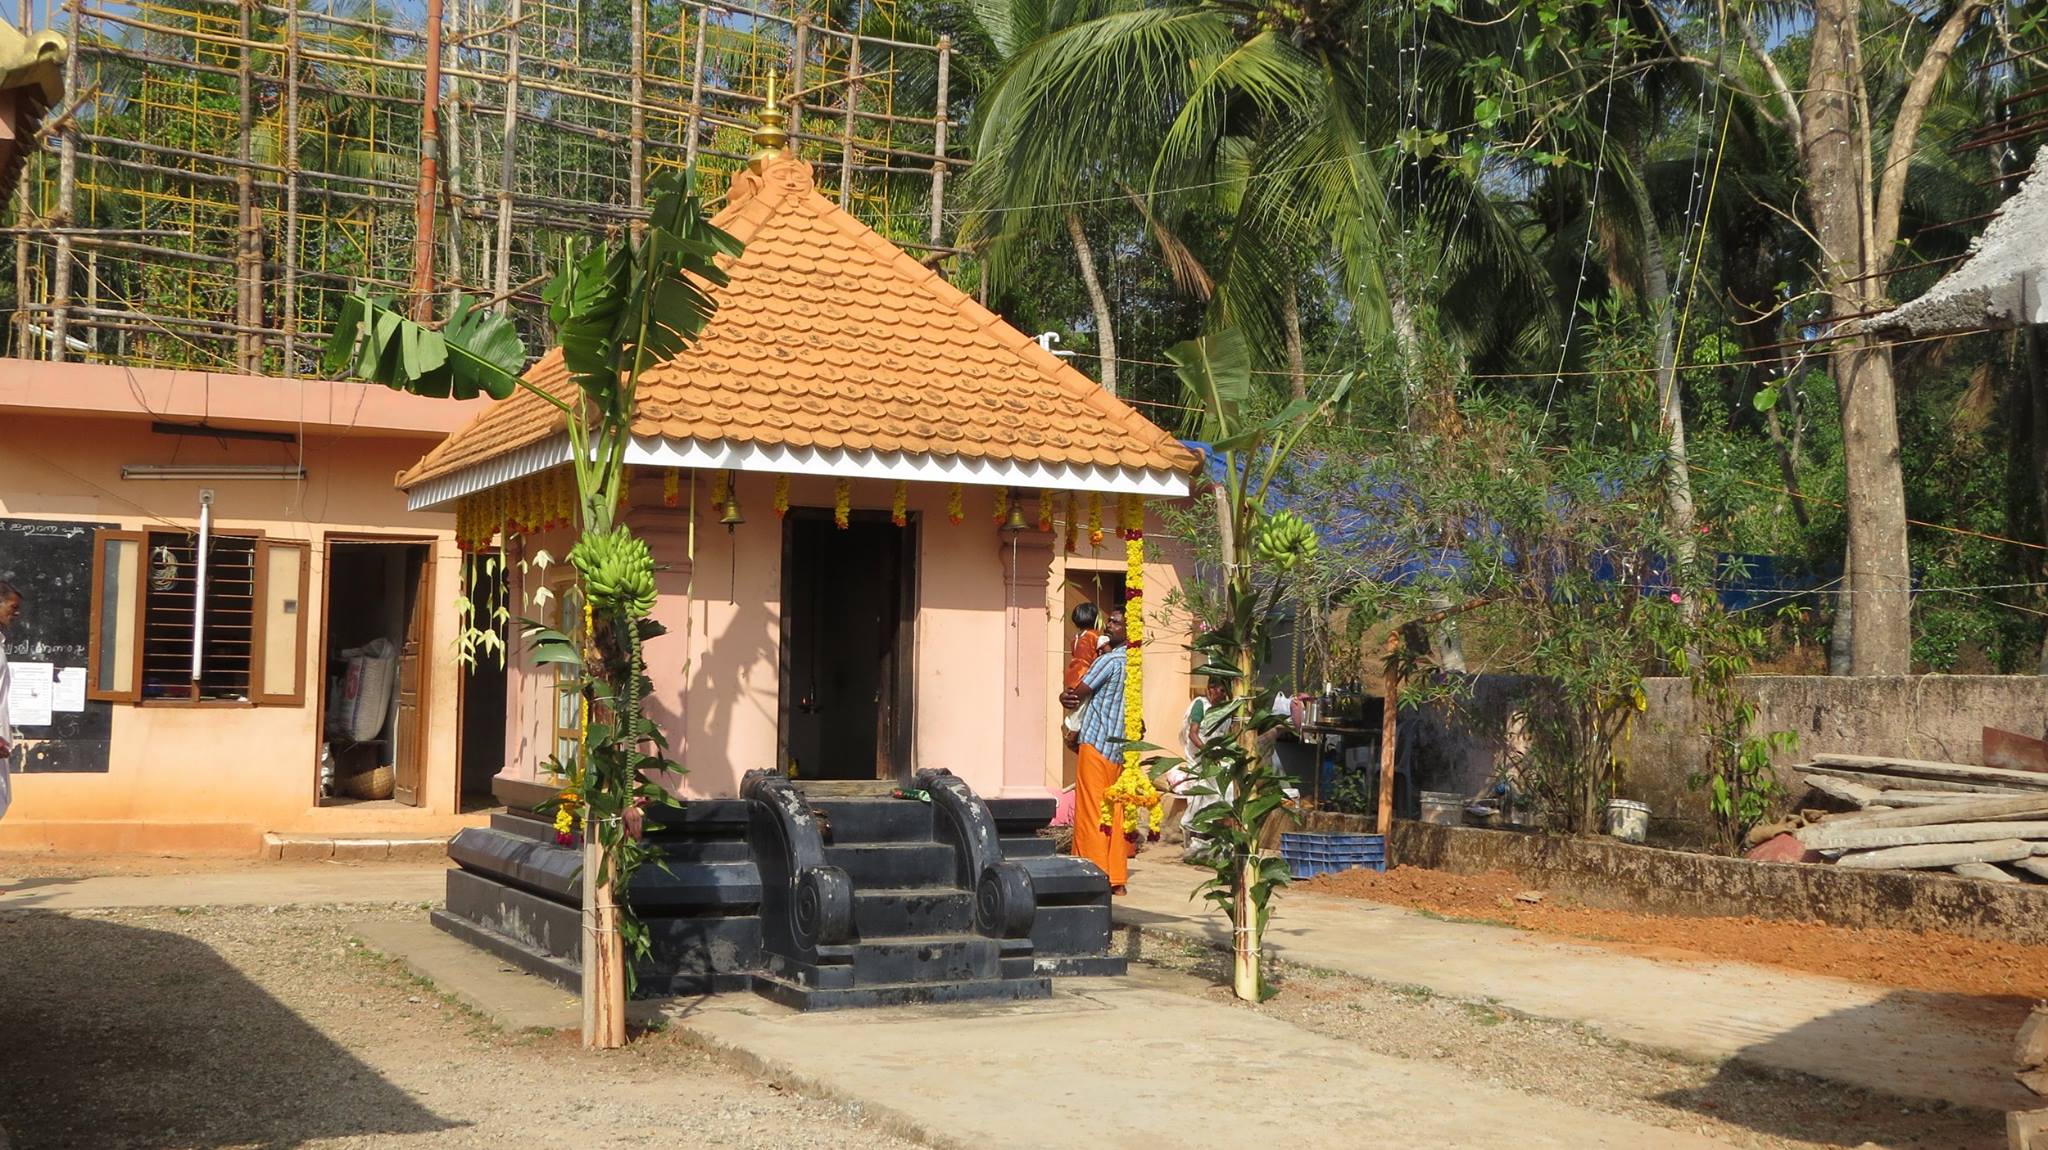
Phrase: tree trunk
[
  {"left": 1637, "top": 182, "right": 1699, "bottom": 572},
  {"left": 2029, "top": 323, "right": 2048, "bottom": 674},
  {"left": 1829, "top": 547, "right": 1854, "bottom": 675},
  {"left": 1212, "top": 486, "right": 1259, "bottom": 1001},
  {"left": 1282, "top": 280, "right": 1307, "bottom": 401},
  {"left": 1066, "top": 210, "right": 1118, "bottom": 397},
  {"left": 582, "top": 837, "right": 626, "bottom": 1048},
  {"left": 1377, "top": 635, "right": 1399, "bottom": 839},
  {"left": 1800, "top": 0, "right": 1912, "bottom": 675}
]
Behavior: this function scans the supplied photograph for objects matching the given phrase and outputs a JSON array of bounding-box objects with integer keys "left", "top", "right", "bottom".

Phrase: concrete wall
[
  {"left": 1406, "top": 673, "right": 2048, "bottom": 846},
  {"left": 497, "top": 475, "right": 1197, "bottom": 803},
  {"left": 0, "top": 405, "right": 481, "bottom": 853}
]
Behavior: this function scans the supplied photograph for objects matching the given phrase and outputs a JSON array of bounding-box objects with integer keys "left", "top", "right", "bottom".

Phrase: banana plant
[
  {"left": 1148, "top": 323, "right": 1346, "bottom": 1002},
  {"left": 326, "top": 167, "right": 741, "bottom": 1048}
]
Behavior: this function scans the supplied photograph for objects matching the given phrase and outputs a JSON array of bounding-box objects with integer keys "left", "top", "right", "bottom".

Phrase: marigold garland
[
  {"left": 1098, "top": 494, "right": 1160, "bottom": 839},
  {"left": 1037, "top": 489, "right": 1054, "bottom": 533},
  {"left": 1063, "top": 492, "right": 1078, "bottom": 553},
  {"left": 773, "top": 475, "right": 790, "bottom": 519},
  {"left": 662, "top": 468, "right": 680, "bottom": 508},
  {"left": 834, "top": 478, "right": 852, "bottom": 529},
  {"left": 946, "top": 483, "right": 965, "bottom": 525},
  {"left": 710, "top": 469, "right": 729, "bottom": 512},
  {"left": 992, "top": 487, "right": 1008, "bottom": 526},
  {"left": 891, "top": 480, "right": 909, "bottom": 527},
  {"left": 1087, "top": 492, "right": 1104, "bottom": 548}
]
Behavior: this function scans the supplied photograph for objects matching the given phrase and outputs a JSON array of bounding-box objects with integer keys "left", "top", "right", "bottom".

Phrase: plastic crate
[{"left": 1280, "top": 832, "right": 1387, "bottom": 878}]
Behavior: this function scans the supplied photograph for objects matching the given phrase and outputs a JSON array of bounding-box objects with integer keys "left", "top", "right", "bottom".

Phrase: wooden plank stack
[{"left": 1790, "top": 753, "right": 2048, "bottom": 882}]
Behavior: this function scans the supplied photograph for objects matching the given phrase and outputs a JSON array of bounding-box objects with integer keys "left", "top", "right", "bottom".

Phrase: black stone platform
[{"left": 434, "top": 768, "right": 1126, "bottom": 1010}]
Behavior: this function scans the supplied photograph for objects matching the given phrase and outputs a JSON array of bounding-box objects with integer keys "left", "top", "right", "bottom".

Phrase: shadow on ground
[{"left": 0, "top": 910, "right": 457, "bottom": 1149}]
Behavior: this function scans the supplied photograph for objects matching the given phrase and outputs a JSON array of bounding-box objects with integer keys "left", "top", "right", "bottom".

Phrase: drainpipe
[{"left": 193, "top": 489, "right": 213, "bottom": 688}]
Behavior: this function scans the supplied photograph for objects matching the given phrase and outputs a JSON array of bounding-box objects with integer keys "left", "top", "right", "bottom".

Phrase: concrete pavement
[
  {"left": 0, "top": 863, "right": 447, "bottom": 911},
  {"left": 1114, "top": 857, "right": 2033, "bottom": 1113}
]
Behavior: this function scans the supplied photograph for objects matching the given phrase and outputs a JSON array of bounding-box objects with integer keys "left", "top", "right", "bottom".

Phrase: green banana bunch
[
  {"left": 1253, "top": 510, "right": 1318, "bottom": 572},
  {"left": 569, "top": 526, "right": 658, "bottom": 617}
]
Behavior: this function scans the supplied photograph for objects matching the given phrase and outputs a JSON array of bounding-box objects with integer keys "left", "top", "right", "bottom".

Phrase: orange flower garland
[
  {"left": 710, "top": 469, "right": 729, "bottom": 513},
  {"left": 1037, "top": 490, "right": 1054, "bottom": 533},
  {"left": 891, "top": 480, "right": 909, "bottom": 527},
  {"left": 834, "top": 479, "right": 852, "bottom": 529},
  {"left": 1087, "top": 493, "right": 1103, "bottom": 548},
  {"left": 947, "top": 483, "right": 965, "bottom": 525},
  {"left": 1063, "top": 492, "right": 1078, "bottom": 553},
  {"left": 773, "top": 475, "right": 790, "bottom": 519},
  {"left": 662, "top": 468, "right": 680, "bottom": 507},
  {"left": 992, "top": 487, "right": 1008, "bottom": 526}
]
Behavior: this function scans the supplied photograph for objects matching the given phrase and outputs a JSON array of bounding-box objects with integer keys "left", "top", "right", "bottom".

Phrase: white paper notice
[
  {"left": 9, "top": 661, "right": 53, "bottom": 727},
  {"left": 53, "top": 666, "right": 87, "bottom": 713}
]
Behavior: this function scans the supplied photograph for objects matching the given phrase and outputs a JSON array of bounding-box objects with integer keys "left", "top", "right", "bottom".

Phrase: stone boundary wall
[
  {"left": 1405, "top": 674, "right": 2048, "bottom": 847},
  {"left": 1275, "top": 813, "right": 2048, "bottom": 947}
]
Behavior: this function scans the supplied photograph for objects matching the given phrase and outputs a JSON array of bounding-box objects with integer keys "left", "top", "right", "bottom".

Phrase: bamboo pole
[
  {"left": 682, "top": 4, "right": 707, "bottom": 171},
  {"left": 789, "top": 15, "right": 807, "bottom": 141},
  {"left": 411, "top": 0, "right": 445, "bottom": 319},
  {"left": 442, "top": 0, "right": 465, "bottom": 305},
  {"left": 13, "top": 0, "right": 29, "bottom": 358},
  {"left": 235, "top": 0, "right": 259, "bottom": 372},
  {"left": 627, "top": 0, "right": 644, "bottom": 236},
  {"left": 928, "top": 35, "right": 948, "bottom": 249},
  {"left": 282, "top": 0, "right": 300, "bottom": 375},
  {"left": 492, "top": 0, "right": 520, "bottom": 314},
  {"left": 50, "top": 0, "right": 84, "bottom": 361},
  {"left": 838, "top": 31, "right": 860, "bottom": 205}
]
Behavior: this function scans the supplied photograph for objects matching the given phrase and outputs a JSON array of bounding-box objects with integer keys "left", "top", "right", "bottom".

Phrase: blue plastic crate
[{"left": 1280, "top": 832, "right": 1388, "bottom": 876}]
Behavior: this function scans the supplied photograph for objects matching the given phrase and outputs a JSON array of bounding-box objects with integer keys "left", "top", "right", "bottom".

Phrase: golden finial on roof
[{"left": 749, "top": 73, "right": 789, "bottom": 172}]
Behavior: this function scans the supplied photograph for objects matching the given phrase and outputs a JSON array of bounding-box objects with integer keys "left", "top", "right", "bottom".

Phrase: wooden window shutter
[
  {"left": 86, "top": 528, "right": 145, "bottom": 703},
  {"left": 252, "top": 538, "right": 311, "bottom": 706}
]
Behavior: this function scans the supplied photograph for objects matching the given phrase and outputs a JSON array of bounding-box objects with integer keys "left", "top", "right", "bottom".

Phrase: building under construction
[{"left": 6, "top": 0, "right": 957, "bottom": 373}]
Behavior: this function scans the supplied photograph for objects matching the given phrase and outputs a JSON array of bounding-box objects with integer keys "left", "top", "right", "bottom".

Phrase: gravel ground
[
  {"left": 1116, "top": 928, "right": 2001, "bottom": 1150},
  {"left": 0, "top": 903, "right": 923, "bottom": 1150}
]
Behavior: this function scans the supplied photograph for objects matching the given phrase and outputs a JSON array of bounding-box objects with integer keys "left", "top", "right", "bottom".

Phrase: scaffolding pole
[
  {"left": 492, "top": 0, "right": 520, "bottom": 314},
  {"left": 929, "top": 35, "right": 948, "bottom": 250},
  {"left": 411, "top": 0, "right": 445, "bottom": 319}
]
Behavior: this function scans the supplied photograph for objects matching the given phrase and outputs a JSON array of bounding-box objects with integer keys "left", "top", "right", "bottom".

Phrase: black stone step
[
  {"left": 850, "top": 935, "right": 1000, "bottom": 984},
  {"left": 751, "top": 971, "right": 1051, "bottom": 1011},
  {"left": 804, "top": 797, "right": 935, "bottom": 844},
  {"left": 853, "top": 888, "right": 974, "bottom": 938},
  {"left": 823, "top": 842, "right": 955, "bottom": 887}
]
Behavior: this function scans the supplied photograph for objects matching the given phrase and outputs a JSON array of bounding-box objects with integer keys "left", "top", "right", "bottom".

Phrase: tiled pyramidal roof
[{"left": 399, "top": 154, "right": 1198, "bottom": 507}]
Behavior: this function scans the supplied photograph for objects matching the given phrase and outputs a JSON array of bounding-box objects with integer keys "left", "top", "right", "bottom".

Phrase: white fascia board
[{"left": 406, "top": 435, "right": 1190, "bottom": 511}]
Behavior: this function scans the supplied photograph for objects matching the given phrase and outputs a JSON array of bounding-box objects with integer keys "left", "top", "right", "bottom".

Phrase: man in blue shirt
[{"left": 1068, "top": 608, "right": 1129, "bottom": 892}]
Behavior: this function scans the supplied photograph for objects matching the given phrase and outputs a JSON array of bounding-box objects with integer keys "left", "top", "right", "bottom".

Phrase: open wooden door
[{"left": 392, "top": 548, "right": 429, "bottom": 806}]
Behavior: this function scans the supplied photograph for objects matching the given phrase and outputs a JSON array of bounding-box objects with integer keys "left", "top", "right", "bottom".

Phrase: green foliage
[{"left": 322, "top": 292, "right": 527, "bottom": 401}]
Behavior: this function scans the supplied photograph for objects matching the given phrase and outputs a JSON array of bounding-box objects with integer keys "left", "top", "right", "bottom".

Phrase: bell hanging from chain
[
  {"left": 999, "top": 488, "right": 1028, "bottom": 535},
  {"left": 719, "top": 483, "right": 745, "bottom": 531}
]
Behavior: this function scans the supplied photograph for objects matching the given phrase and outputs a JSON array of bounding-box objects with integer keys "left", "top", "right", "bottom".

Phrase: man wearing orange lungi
[{"left": 1067, "top": 608, "right": 1130, "bottom": 893}]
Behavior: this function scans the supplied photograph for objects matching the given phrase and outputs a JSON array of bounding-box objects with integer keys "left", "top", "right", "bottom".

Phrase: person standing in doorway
[
  {"left": 0, "top": 581, "right": 22, "bottom": 821},
  {"left": 1060, "top": 602, "right": 1106, "bottom": 750},
  {"left": 1066, "top": 607, "right": 1129, "bottom": 893}
]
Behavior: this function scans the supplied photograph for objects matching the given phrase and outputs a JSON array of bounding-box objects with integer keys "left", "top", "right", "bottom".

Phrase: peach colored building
[
  {"left": 0, "top": 361, "right": 496, "bottom": 852},
  {"left": 399, "top": 144, "right": 1198, "bottom": 804}
]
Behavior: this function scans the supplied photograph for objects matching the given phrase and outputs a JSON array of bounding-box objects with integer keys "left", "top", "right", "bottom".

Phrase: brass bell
[
  {"left": 999, "top": 488, "right": 1028, "bottom": 534},
  {"left": 719, "top": 485, "right": 745, "bottom": 530}
]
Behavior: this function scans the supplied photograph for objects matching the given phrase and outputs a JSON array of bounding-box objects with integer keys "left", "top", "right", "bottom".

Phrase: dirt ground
[
  {"left": 1300, "top": 865, "right": 2048, "bottom": 1003},
  {"left": 1121, "top": 932, "right": 2000, "bottom": 1150},
  {"left": 0, "top": 903, "right": 921, "bottom": 1150}
]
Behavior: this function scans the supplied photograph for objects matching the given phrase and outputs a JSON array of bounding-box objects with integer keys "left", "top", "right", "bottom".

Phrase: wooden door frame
[
  {"left": 310, "top": 533, "right": 438, "bottom": 808},
  {"left": 775, "top": 508, "right": 919, "bottom": 785}
]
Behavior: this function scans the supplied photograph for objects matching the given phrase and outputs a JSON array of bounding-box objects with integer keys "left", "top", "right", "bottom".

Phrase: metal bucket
[
  {"left": 1419, "top": 790, "right": 1464, "bottom": 827},
  {"left": 1606, "top": 799, "right": 1651, "bottom": 844}
]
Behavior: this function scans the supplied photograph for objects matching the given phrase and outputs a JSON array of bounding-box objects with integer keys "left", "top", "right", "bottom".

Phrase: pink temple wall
[{"left": 498, "top": 472, "right": 1064, "bottom": 801}]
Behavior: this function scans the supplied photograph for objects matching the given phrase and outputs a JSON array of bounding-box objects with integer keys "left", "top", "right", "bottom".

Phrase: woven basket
[{"left": 336, "top": 764, "right": 395, "bottom": 801}]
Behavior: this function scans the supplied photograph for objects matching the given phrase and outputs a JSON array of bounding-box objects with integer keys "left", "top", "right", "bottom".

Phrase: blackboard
[{"left": 0, "top": 518, "right": 114, "bottom": 773}]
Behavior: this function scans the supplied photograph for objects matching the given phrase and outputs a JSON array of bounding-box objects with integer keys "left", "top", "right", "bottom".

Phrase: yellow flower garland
[
  {"left": 1087, "top": 492, "right": 1103, "bottom": 548},
  {"left": 947, "top": 483, "right": 965, "bottom": 525},
  {"left": 1063, "top": 492, "right": 1078, "bottom": 553},
  {"left": 663, "top": 468, "right": 680, "bottom": 508},
  {"left": 834, "top": 479, "right": 852, "bottom": 529},
  {"left": 1099, "top": 494, "right": 1161, "bottom": 838},
  {"left": 1037, "top": 489, "right": 1054, "bottom": 533},
  {"left": 710, "top": 469, "right": 729, "bottom": 512},
  {"left": 891, "top": 480, "right": 908, "bottom": 527},
  {"left": 773, "top": 475, "right": 790, "bottom": 519},
  {"left": 992, "top": 487, "right": 1008, "bottom": 526}
]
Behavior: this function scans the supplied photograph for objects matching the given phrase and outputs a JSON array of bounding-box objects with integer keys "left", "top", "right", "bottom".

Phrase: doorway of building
[
  {"left": 458, "top": 555, "right": 507, "bottom": 810},
  {"left": 779, "top": 509, "right": 916, "bottom": 783},
  {"left": 318, "top": 540, "right": 432, "bottom": 807},
  {"left": 1059, "top": 569, "right": 1125, "bottom": 789}
]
